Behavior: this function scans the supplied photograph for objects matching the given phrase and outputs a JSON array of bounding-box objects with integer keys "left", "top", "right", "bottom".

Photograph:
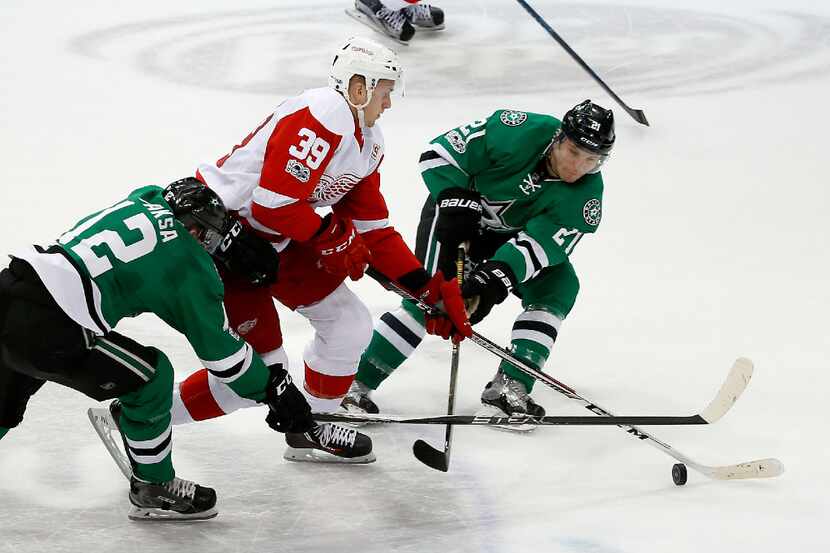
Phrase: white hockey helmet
[{"left": 328, "top": 35, "right": 403, "bottom": 111}]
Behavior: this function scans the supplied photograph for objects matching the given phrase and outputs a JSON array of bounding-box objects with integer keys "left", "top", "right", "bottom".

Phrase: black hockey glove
[
  {"left": 214, "top": 220, "right": 279, "bottom": 287},
  {"left": 435, "top": 187, "right": 483, "bottom": 248},
  {"left": 461, "top": 260, "right": 518, "bottom": 325},
  {"left": 264, "top": 364, "right": 314, "bottom": 434}
]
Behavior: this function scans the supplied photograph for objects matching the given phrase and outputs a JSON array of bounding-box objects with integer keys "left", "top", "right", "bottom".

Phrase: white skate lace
[
  {"left": 315, "top": 423, "right": 357, "bottom": 448},
  {"left": 405, "top": 4, "right": 433, "bottom": 25},
  {"left": 377, "top": 7, "right": 408, "bottom": 32},
  {"left": 164, "top": 477, "right": 197, "bottom": 500}
]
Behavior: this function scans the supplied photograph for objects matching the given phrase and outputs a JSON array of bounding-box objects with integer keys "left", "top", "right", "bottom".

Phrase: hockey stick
[
  {"left": 513, "top": 0, "right": 649, "bottom": 126},
  {"left": 366, "top": 268, "right": 784, "bottom": 483},
  {"left": 412, "top": 246, "right": 466, "bottom": 472},
  {"left": 319, "top": 358, "right": 751, "bottom": 426}
]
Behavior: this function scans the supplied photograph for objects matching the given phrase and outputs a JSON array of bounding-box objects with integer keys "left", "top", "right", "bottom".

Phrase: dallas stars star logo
[{"left": 480, "top": 198, "right": 518, "bottom": 230}]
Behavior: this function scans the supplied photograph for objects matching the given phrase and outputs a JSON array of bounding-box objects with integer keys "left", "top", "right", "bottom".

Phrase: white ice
[{"left": 1, "top": 1, "right": 828, "bottom": 552}]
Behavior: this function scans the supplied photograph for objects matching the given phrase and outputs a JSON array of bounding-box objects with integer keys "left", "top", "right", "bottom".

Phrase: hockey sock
[
  {"left": 117, "top": 353, "right": 175, "bottom": 482},
  {"left": 0, "top": 427, "right": 8, "bottom": 440},
  {"left": 175, "top": 369, "right": 226, "bottom": 422},
  {"left": 498, "top": 310, "right": 561, "bottom": 392},
  {"left": 498, "top": 339, "right": 550, "bottom": 393},
  {"left": 303, "top": 362, "right": 356, "bottom": 412},
  {"left": 356, "top": 301, "right": 425, "bottom": 389}
]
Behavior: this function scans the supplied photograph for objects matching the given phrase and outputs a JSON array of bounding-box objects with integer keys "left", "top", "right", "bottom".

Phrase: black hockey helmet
[
  {"left": 163, "top": 177, "right": 229, "bottom": 255},
  {"left": 560, "top": 99, "right": 615, "bottom": 155}
]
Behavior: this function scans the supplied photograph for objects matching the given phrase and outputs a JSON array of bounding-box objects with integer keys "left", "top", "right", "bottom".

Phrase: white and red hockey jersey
[{"left": 196, "top": 86, "right": 422, "bottom": 281}]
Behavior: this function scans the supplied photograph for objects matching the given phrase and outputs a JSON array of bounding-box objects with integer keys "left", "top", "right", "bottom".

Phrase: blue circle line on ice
[
  {"left": 67, "top": 4, "right": 830, "bottom": 98},
  {"left": 67, "top": 4, "right": 830, "bottom": 99}
]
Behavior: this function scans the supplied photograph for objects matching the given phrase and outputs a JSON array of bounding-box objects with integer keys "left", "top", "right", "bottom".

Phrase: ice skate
[
  {"left": 339, "top": 380, "right": 380, "bottom": 426},
  {"left": 87, "top": 401, "right": 132, "bottom": 480},
  {"left": 284, "top": 422, "right": 376, "bottom": 463},
  {"left": 476, "top": 370, "right": 546, "bottom": 433},
  {"left": 346, "top": 0, "right": 415, "bottom": 45},
  {"left": 404, "top": 3, "right": 445, "bottom": 30},
  {"left": 129, "top": 475, "right": 218, "bottom": 521}
]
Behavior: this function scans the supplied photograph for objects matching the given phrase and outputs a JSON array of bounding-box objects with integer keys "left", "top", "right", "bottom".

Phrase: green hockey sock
[
  {"left": 0, "top": 427, "right": 9, "bottom": 441},
  {"left": 356, "top": 302, "right": 426, "bottom": 390},
  {"left": 498, "top": 339, "right": 550, "bottom": 392},
  {"left": 356, "top": 332, "right": 411, "bottom": 390},
  {"left": 117, "top": 351, "right": 175, "bottom": 482}
]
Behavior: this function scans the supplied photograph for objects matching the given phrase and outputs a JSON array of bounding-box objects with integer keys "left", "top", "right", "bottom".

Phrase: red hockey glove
[
  {"left": 418, "top": 272, "right": 473, "bottom": 344},
  {"left": 312, "top": 213, "right": 372, "bottom": 281}
]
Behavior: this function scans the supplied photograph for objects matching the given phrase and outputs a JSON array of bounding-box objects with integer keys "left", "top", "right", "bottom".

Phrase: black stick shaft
[
  {"left": 514, "top": 0, "right": 649, "bottom": 126},
  {"left": 317, "top": 413, "right": 708, "bottom": 426},
  {"left": 442, "top": 248, "right": 466, "bottom": 457}
]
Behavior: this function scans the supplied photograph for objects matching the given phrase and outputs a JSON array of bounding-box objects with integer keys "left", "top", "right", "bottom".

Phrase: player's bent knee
[
  {"left": 352, "top": 300, "right": 374, "bottom": 353},
  {"left": 120, "top": 348, "right": 174, "bottom": 419}
]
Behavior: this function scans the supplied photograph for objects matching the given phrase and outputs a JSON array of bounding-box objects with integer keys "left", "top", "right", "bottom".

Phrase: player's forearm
[
  {"left": 421, "top": 160, "right": 471, "bottom": 200},
  {"left": 490, "top": 237, "right": 567, "bottom": 283},
  {"left": 219, "top": 357, "right": 269, "bottom": 403},
  {"left": 363, "top": 227, "right": 423, "bottom": 283}
]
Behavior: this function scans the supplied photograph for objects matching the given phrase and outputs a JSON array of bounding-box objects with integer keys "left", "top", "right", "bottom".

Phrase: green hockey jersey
[
  {"left": 13, "top": 186, "right": 266, "bottom": 396},
  {"left": 420, "top": 109, "right": 604, "bottom": 282}
]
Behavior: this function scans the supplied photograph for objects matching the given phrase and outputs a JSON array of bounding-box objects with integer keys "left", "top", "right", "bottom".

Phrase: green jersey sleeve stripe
[
  {"left": 419, "top": 152, "right": 451, "bottom": 173},
  {"left": 466, "top": 129, "right": 486, "bottom": 142},
  {"left": 511, "top": 232, "right": 549, "bottom": 282},
  {"left": 203, "top": 343, "right": 253, "bottom": 384},
  {"left": 201, "top": 343, "right": 247, "bottom": 373},
  {"left": 429, "top": 143, "right": 469, "bottom": 175}
]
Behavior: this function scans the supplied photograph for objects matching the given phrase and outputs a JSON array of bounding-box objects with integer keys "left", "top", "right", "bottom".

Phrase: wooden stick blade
[
  {"left": 699, "top": 357, "right": 754, "bottom": 423},
  {"left": 705, "top": 458, "right": 785, "bottom": 480}
]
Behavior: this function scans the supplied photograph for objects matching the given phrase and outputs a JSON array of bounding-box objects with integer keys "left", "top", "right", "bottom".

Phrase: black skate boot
[
  {"left": 477, "top": 370, "right": 546, "bottom": 433},
  {"left": 284, "top": 422, "right": 375, "bottom": 464},
  {"left": 129, "top": 475, "right": 218, "bottom": 521},
  {"left": 340, "top": 380, "right": 380, "bottom": 426},
  {"left": 404, "top": 3, "right": 445, "bottom": 30},
  {"left": 354, "top": 0, "right": 415, "bottom": 43}
]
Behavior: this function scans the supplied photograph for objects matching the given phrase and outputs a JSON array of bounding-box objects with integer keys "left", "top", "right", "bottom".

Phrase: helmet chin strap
[{"left": 343, "top": 88, "right": 374, "bottom": 129}]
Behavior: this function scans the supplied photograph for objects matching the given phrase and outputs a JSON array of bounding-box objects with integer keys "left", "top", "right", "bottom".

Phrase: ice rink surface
[{"left": 1, "top": 1, "right": 828, "bottom": 551}]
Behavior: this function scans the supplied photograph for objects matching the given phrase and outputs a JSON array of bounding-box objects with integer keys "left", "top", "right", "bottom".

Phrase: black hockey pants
[{"left": 0, "top": 258, "right": 148, "bottom": 429}]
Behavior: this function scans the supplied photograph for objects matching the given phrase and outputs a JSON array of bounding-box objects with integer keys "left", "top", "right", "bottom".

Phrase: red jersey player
[{"left": 170, "top": 36, "right": 471, "bottom": 463}]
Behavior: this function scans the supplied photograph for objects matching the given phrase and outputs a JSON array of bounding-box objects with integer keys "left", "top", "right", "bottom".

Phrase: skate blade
[
  {"left": 283, "top": 446, "right": 376, "bottom": 464},
  {"left": 475, "top": 404, "right": 538, "bottom": 434},
  {"left": 344, "top": 9, "right": 410, "bottom": 46},
  {"left": 128, "top": 505, "right": 218, "bottom": 522},
  {"left": 412, "top": 24, "right": 445, "bottom": 32},
  {"left": 337, "top": 406, "right": 377, "bottom": 428},
  {"left": 87, "top": 407, "right": 134, "bottom": 480}
]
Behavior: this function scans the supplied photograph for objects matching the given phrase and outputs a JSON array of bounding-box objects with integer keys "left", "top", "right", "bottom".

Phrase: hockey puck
[{"left": 672, "top": 463, "right": 688, "bottom": 486}]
